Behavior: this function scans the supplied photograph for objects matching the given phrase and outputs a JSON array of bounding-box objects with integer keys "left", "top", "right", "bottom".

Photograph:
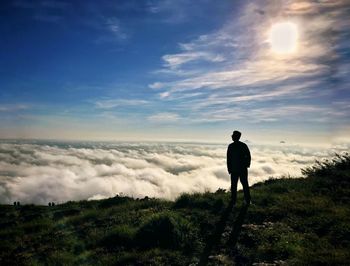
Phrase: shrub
[
  {"left": 173, "top": 192, "right": 226, "bottom": 212},
  {"left": 173, "top": 194, "right": 193, "bottom": 208},
  {"left": 21, "top": 218, "right": 53, "bottom": 234},
  {"left": 53, "top": 208, "right": 81, "bottom": 220},
  {"left": 301, "top": 153, "right": 350, "bottom": 177},
  {"left": 114, "top": 249, "right": 189, "bottom": 266},
  {"left": 68, "top": 209, "right": 100, "bottom": 226},
  {"left": 135, "top": 211, "right": 196, "bottom": 250},
  {"left": 99, "top": 225, "right": 136, "bottom": 250},
  {"left": 98, "top": 196, "right": 132, "bottom": 209}
]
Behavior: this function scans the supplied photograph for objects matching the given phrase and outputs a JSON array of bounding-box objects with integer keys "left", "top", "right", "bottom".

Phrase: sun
[{"left": 268, "top": 22, "right": 298, "bottom": 54}]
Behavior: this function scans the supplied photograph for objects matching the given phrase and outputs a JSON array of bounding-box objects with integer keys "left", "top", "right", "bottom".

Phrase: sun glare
[{"left": 269, "top": 22, "right": 298, "bottom": 54}]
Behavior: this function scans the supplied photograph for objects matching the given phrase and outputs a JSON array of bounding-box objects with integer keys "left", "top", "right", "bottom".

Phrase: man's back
[
  {"left": 227, "top": 141, "right": 251, "bottom": 173},
  {"left": 227, "top": 130, "right": 252, "bottom": 205}
]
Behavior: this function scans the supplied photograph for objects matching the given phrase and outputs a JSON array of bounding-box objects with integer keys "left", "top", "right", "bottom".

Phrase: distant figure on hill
[{"left": 227, "top": 130, "right": 251, "bottom": 205}]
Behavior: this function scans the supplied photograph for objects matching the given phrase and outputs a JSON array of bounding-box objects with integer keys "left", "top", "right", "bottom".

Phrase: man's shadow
[
  {"left": 198, "top": 201, "right": 249, "bottom": 266},
  {"left": 228, "top": 204, "right": 249, "bottom": 246}
]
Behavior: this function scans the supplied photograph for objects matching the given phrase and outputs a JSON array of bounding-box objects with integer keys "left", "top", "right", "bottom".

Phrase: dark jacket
[{"left": 227, "top": 141, "right": 251, "bottom": 173}]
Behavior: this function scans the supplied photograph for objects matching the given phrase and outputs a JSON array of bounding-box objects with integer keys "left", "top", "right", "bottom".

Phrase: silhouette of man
[{"left": 227, "top": 130, "right": 251, "bottom": 205}]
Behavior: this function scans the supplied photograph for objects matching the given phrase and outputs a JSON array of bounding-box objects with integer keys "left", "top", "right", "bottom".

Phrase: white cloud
[
  {"left": 178, "top": 104, "right": 333, "bottom": 124},
  {"left": 104, "top": 18, "right": 128, "bottom": 40},
  {"left": 148, "top": 82, "right": 164, "bottom": 89},
  {"left": 162, "top": 52, "right": 224, "bottom": 69},
  {"left": 94, "top": 99, "right": 149, "bottom": 109},
  {"left": 0, "top": 104, "right": 29, "bottom": 112},
  {"left": 0, "top": 141, "right": 346, "bottom": 204},
  {"left": 147, "top": 0, "right": 210, "bottom": 24},
  {"left": 148, "top": 112, "right": 180, "bottom": 123},
  {"left": 150, "top": 0, "right": 349, "bottom": 123}
]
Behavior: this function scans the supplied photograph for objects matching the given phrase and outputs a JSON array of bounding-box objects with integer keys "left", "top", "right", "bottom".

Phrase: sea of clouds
[{"left": 0, "top": 140, "right": 347, "bottom": 204}]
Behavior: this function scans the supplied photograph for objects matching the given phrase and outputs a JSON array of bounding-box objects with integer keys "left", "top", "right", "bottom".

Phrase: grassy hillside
[{"left": 0, "top": 154, "right": 349, "bottom": 265}]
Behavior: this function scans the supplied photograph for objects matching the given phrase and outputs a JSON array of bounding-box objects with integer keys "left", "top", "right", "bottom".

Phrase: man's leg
[
  {"left": 231, "top": 173, "right": 239, "bottom": 205},
  {"left": 240, "top": 168, "right": 251, "bottom": 204}
]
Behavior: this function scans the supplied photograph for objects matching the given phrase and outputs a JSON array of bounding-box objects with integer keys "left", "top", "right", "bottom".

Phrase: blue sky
[{"left": 0, "top": 0, "right": 349, "bottom": 144}]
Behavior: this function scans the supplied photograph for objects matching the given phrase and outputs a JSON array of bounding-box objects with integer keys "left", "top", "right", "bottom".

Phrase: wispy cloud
[
  {"left": 162, "top": 52, "right": 224, "bottom": 69},
  {"left": 93, "top": 17, "right": 129, "bottom": 43},
  {"left": 0, "top": 104, "right": 29, "bottom": 112},
  {"left": 12, "top": 0, "right": 129, "bottom": 41},
  {"left": 13, "top": 0, "right": 69, "bottom": 23},
  {"left": 178, "top": 104, "right": 333, "bottom": 124},
  {"left": 13, "top": 0, "right": 69, "bottom": 10},
  {"left": 148, "top": 112, "right": 180, "bottom": 123},
  {"left": 147, "top": 0, "right": 195, "bottom": 24},
  {"left": 147, "top": 0, "right": 234, "bottom": 24},
  {"left": 103, "top": 18, "right": 128, "bottom": 40},
  {"left": 148, "top": 82, "right": 164, "bottom": 89},
  {"left": 94, "top": 99, "right": 149, "bottom": 109},
  {"left": 150, "top": 0, "right": 350, "bottom": 124}
]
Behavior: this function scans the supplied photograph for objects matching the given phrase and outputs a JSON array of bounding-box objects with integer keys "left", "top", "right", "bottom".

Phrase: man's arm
[
  {"left": 245, "top": 144, "right": 251, "bottom": 168},
  {"left": 227, "top": 145, "right": 232, "bottom": 173}
]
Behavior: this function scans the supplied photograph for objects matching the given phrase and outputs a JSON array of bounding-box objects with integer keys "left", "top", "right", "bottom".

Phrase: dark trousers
[{"left": 231, "top": 168, "right": 251, "bottom": 204}]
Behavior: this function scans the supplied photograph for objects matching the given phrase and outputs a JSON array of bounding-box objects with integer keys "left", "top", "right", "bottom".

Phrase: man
[{"left": 227, "top": 130, "right": 251, "bottom": 205}]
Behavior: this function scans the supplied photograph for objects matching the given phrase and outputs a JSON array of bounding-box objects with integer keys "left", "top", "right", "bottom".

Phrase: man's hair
[{"left": 232, "top": 130, "right": 241, "bottom": 141}]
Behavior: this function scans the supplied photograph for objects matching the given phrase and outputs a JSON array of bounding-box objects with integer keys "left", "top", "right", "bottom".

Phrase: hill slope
[{"left": 0, "top": 154, "right": 349, "bottom": 265}]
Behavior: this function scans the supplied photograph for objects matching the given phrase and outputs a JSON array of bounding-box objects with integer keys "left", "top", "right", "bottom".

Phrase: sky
[{"left": 1, "top": 0, "right": 349, "bottom": 145}]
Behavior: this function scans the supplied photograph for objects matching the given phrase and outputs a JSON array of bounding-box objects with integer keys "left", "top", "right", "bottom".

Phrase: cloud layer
[{"left": 0, "top": 141, "right": 345, "bottom": 204}]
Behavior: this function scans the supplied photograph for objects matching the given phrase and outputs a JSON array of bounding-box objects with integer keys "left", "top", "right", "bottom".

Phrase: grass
[{"left": 0, "top": 153, "right": 349, "bottom": 265}]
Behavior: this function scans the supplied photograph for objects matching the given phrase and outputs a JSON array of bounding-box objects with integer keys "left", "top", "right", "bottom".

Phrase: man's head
[{"left": 232, "top": 130, "right": 241, "bottom": 142}]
